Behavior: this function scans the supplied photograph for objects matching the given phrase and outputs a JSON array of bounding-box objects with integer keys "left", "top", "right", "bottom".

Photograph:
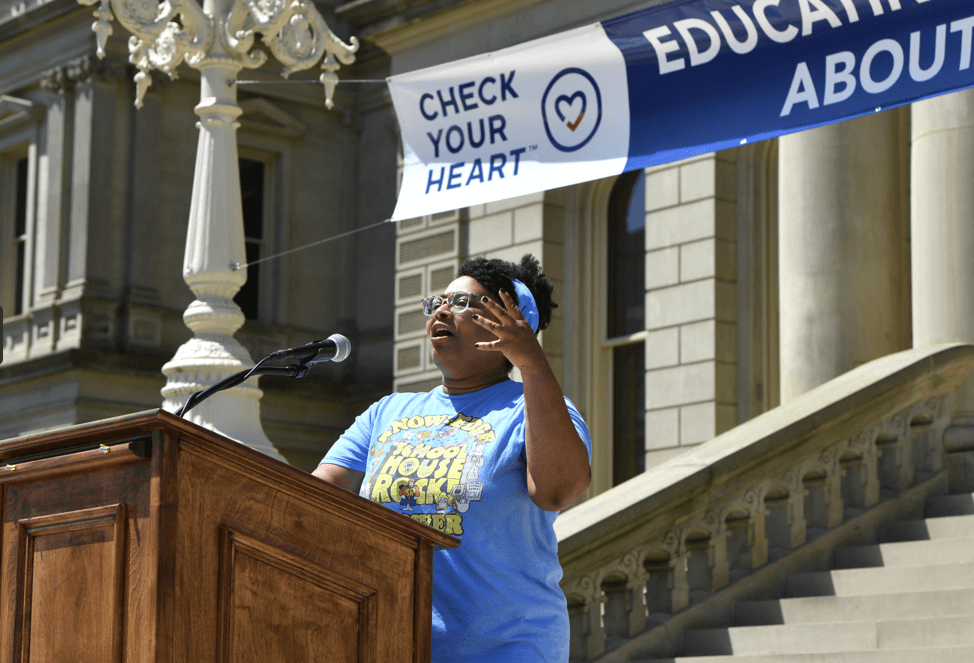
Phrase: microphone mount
[{"left": 175, "top": 335, "right": 351, "bottom": 418}]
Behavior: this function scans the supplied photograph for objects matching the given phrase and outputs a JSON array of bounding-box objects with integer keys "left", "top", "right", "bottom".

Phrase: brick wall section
[{"left": 643, "top": 152, "right": 739, "bottom": 466}]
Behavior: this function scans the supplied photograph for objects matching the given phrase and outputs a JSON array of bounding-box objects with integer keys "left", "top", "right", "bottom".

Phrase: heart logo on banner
[
  {"left": 541, "top": 67, "right": 602, "bottom": 153},
  {"left": 555, "top": 91, "right": 587, "bottom": 132}
]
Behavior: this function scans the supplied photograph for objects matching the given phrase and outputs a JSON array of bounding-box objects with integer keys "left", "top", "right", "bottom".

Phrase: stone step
[
  {"left": 734, "top": 588, "right": 974, "bottom": 626},
  {"left": 880, "top": 513, "right": 974, "bottom": 542},
  {"left": 681, "top": 616, "right": 974, "bottom": 656},
  {"left": 640, "top": 646, "right": 974, "bottom": 663},
  {"left": 786, "top": 561, "right": 974, "bottom": 597},
  {"left": 926, "top": 493, "right": 974, "bottom": 517},
  {"left": 833, "top": 536, "right": 974, "bottom": 568}
]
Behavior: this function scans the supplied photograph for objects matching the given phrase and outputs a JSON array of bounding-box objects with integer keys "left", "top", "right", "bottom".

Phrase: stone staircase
[
  {"left": 653, "top": 491, "right": 974, "bottom": 661},
  {"left": 556, "top": 344, "right": 974, "bottom": 663}
]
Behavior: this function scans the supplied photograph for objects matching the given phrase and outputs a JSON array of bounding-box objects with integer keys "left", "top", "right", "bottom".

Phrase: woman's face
[{"left": 425, "top": 276, "right": 508, "bottom": 381}]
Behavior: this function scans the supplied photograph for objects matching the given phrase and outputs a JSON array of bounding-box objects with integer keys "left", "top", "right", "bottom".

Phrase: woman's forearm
[{"left": 519, "top": 356, "right": 591, "bottom": 511}]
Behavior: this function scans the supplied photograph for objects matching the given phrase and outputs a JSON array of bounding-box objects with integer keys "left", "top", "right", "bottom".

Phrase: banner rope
[
  {"left": 237, "top": 79, "right": 387, "bottom": 85},
  {"left": 230, "top": 75, "right": 395, "bottom": 272},
  {"left": 231, "top": 218, "right": 397, "bottom": 271}
]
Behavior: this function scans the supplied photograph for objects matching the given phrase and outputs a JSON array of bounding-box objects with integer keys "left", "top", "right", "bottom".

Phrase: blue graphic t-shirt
[{"left": 321, "top": 380, "right": 592, "bottom": 663}]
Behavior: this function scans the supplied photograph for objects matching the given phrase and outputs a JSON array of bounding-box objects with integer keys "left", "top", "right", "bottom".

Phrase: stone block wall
[
  {"left": 392, "top": 210, "right": 463, "bottom": 393},
  {"left": 643, "top": 152, "right": 739, "bottom": 466},
  {"left": 468, "top": 193, "right": 567, "bottom": 385}
]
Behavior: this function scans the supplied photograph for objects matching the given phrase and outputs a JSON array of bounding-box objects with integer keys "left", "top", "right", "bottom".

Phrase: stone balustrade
[{"left": 555, "top": 344, "right": 974, "bottom": 661}]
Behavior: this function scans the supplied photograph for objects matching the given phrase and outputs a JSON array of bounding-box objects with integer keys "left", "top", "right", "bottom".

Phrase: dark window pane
[
  {"left": 14, "top": 242, "right": 25, "bottom": 315},
  {"left": 15, "top": 157, "right": 28, "bottom": 237},
  {"left": 239, "top": 158, "right": 264, "bottom": 240},
  {"left": 235, "top": 242, "right": 261, "bottom": 320},
  {"left": 607, "top": 170, "right": 646, "bottom": 338},
  {"left": 612, "top": 342, "right": 645, "bottom": 486},
  {"left": 626, "top": 170, "right": 646, "bottom": 234},
  {"left": 236, "top": 159, "right": 265, "bottom": 320}
]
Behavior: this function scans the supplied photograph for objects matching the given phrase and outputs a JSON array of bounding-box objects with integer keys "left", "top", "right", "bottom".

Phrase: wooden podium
[{"left": 0, "top": 409, "right": 458, "bottom": 663}]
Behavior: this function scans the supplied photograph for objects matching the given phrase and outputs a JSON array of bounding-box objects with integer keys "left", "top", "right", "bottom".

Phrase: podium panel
[
  {"left": 0, "top": 410, "right": 457, "bottom": 663},
  {"left": 18, "top": 504, "right": 127, "bottom": 662},
  {"left": 217, "top": 527, "right": 378, "bottom": 663}
]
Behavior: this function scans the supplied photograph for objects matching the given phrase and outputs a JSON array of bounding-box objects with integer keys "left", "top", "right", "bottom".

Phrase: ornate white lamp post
[{"left": 79, "top": 0, "right": 358, "bottom": 458}]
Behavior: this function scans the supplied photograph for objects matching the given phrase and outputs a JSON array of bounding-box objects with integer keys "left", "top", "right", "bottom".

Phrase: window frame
[
  {"left": 235, "top": 145, "right": 284, "bottom": 325},
  {"left": 0, "top": 99, "right": 41, "bottom": 324},
  {"left": 569, "top": 171, "right": 650, "bottom": 498},
  {"left": 602, "top": 170, "right": 648, "bottom": 487}
]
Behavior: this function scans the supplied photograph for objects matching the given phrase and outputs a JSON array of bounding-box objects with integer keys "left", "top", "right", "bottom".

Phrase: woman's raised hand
[{"left": 471, "top": 289, "right": 546, "bottom": 370}]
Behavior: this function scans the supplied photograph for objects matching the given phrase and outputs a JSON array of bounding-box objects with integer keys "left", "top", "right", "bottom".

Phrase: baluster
[
  {"left": 787, "top": 488, "right": 806, "bottom": 548},
  {"left": 750, "top": 508, "right": 769, "bottom": 569},
  {"left": 670, "top": 551, "right": 690, "bottom": 613},
  {"left": 825, "top": 468, "right": 844, "bottom": 527},
  {"left": 862, "top": 441, "right": 881, "bottom": 507},
  {"left": 601, "top": 575, "right": 629, "bottom": 642},
  {"left": 566, "top": 575, "right": 605, "bottom": 661},
  {"left": 621, "top": 553, "right": 648, "bottom": 636},
  {"left": 709, "top": 529, "right": 729, "bottom": 590},
  {"left": 626, "top": 570, "right": 648, "bottom": 636}
]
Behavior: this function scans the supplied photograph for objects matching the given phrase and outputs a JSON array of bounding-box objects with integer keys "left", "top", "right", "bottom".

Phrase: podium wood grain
[{"left": 0, "top": 410, "right": 457, "bottom": 662}]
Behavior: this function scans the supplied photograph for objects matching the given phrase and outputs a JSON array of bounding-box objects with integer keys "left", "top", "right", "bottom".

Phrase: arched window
[{"left": 606, "top": 170, "right": 646, "bottom": 485}]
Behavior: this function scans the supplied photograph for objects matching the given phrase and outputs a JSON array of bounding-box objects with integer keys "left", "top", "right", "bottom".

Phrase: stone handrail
[{"left": 556, "top": 343, "right": 974, "bottom": 661}]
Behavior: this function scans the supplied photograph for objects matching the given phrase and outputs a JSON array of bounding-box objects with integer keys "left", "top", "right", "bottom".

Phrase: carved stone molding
[
  {"left": 238, "top": 97, "right": 306, "bottom": 139},
  {"left": 38, "top": 55, "right": 127, "bottom": 94},
  {"left": 0, "top": 95, "right": 44, "bottom": 132}
]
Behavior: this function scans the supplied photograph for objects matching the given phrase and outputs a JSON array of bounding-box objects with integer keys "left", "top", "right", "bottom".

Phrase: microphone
[{"left": 269, "top": 334, "right": 351, "bottom": 364}]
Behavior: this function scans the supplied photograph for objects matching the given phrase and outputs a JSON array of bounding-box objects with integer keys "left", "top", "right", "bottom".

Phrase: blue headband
[{"left": 512, "top": 279, "right": 540, "bottom": 333}]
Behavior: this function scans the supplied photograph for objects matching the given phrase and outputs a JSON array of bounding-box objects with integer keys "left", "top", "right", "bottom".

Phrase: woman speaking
[{"left": 314, "top": 253, "right": 591, "bottom": 662}]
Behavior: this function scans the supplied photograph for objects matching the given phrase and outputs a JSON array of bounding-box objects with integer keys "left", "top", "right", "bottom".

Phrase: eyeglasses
[{"left": 421, "top": 292, "right": 483, "bottom": 316}]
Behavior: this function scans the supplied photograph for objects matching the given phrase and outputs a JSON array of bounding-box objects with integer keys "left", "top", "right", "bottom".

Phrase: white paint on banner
[
  {"left": 389, "top": 24, "right": 630, "bottom": 220},
  {"left": 781, "top": 17, "right": 974, "bottom": 116}
]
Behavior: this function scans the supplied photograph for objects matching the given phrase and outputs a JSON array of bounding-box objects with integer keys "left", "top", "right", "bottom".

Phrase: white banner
[{"left": 389, "top": 24, "right": 630, "bottom": 220}]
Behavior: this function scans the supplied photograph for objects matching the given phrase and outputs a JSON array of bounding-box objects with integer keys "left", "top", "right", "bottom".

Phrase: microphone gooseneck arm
[
  {"left": 174, "top": 334, "right": 351, "bottom": 418},
  {"left": 175, "top": 358, "right": 309, "bottom": 418}
]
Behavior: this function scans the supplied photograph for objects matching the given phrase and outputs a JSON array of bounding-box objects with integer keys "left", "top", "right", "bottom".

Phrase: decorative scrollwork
[
  {"left": 563, "top": 572, "right": 603, "bottom": 604},
  {"left": 847, "top": 427, "right": 875, "bottom": 455},
  {"left": 818, "top": 446, "right": 838, "bottom": 473},
  {"left": 77, "top": 0, "right": 116, "bottom": 57},
  {"left": 225, "top": 0, "right": 358, "bottom": 108},
  {"left": 704, "top": 509, "right": 720, "bottom": 530},
  {"left": 781, "top": 469, "right": 799, "bottom": 492},
  {"left": 619, "top": 551, "right": 641, "bottom": 579},
  {"left": 743, "top": 489, "right": 762, "bottom": 515},
  {"left": 80, "top": 0, "right": 212, "bottom": 108},
  {"left": 79, "top": 0, "right": 356, "bottom": 109}
]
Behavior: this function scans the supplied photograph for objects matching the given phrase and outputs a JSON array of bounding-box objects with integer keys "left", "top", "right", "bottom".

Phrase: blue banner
[
  {"left": 388, "top": 0, "right": 974, "bottom": 220},
  {"left": 603, "top": 0, "right": 974, "bottom": 172}
]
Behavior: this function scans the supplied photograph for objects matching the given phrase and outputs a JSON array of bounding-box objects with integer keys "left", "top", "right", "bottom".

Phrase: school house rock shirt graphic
[{"left": 362, "top": 412, "right": 497, "bottom": 535}]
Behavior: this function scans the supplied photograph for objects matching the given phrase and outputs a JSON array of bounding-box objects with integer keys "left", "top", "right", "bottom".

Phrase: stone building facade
[{"left": 2, "top": 0, "right": 972, "bottom": 497}]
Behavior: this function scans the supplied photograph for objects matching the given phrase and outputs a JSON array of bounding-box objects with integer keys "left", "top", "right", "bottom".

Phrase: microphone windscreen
[{"left": 328, "top": 334, "right": 351, "bottom": 362}]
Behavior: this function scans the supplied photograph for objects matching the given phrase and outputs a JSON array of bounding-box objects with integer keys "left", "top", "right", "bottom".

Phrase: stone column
[
  {"left": 778, "top": 112, "right": 903, "bottom": 403},
  {"left": 911, "top": 89, "right": 974, "bottom": 489},
  {"left": 160, "top": 52, "right": 281, "bottom": 461}
]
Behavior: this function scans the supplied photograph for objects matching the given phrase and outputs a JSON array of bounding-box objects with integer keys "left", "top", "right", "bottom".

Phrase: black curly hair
[{"left": 455, "top": 254, "right": 557, "bottom": 332}]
